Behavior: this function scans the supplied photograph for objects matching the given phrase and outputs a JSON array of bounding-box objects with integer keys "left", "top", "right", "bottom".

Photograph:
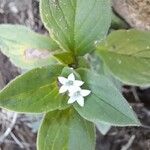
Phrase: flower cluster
[{"left": 58, "top": 73, "right": 91, "bottom": 107}]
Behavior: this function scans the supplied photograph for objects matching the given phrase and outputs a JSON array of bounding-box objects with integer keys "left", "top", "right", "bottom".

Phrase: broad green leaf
[
  {"left": 75, "top": 69, "right": 140, "bottom": 126},
  {"left": 0, "top": 24, "right": 59, "bottom": 69},
  {"left": 95, "top": 122, "right": 111, "bottom": 135},
  {"left": 0, "top": 65, "right": 69, "bottom": 113},
  {"left": 96, "top": 29, "right": 150, "bottom": 86},
  {"left": 40, "top": 0, "right": 111, "bottom": 55},
  {"left": 37, "top": 108, "right": 95, "bottom": 150}
]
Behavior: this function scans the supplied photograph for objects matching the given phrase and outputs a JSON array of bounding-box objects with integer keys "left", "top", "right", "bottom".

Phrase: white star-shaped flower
[
  {"left": 68, "top": 88, "right": 91, "bottom": 107},
  {"left": 58, "top": 73, "right": 84, "bottom": 94}
]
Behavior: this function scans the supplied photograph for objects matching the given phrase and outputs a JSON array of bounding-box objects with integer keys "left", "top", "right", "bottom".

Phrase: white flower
[
  {"left": 68, "top": 88, "right": 91, "bottom": 107},
  {"left": 58, "top": 73, "right": 91, "bottom": 107},
  {"left": 58, "top": 73, "right": 84, "bottom": 94}
]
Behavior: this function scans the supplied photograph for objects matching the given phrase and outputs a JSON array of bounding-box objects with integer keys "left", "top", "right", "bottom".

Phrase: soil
[{"left": 0, "top": 0, "right": 150, "bottom": 150}]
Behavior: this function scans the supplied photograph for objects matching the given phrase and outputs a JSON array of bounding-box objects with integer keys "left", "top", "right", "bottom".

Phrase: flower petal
[
  {"left": 74, "top": 80, "right": 84, "bottom": 87},
  {"left": 77, "top": 96, "right": 84, "bottom": 107},
  {"left": 59, "top": 86, "right": 68, "bottom": 93},
  {"left": 68, "top": 97, "right": 76, "bottom": 104},
  {"left": 68, "top": 73, "right": 75, "bottom": 81},
  {"left": 81, "top": 89, "right": 91, "bottom": 97},
  {"left": 68, "top": 87, "right": 81, "bottom": 96},
  {"left": 58, "top": 77, "right": 67, "bottom": 84}
]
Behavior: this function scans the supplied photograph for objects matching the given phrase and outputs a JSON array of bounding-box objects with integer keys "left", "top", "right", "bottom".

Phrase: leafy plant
[{"left": 0, "top": 0, "right": 150, "bottom": 149}]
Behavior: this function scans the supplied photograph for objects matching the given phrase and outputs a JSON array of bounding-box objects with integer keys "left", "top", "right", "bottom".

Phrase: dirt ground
[{"left": 0, "top": 0, "right": 150, "bottom": 150}]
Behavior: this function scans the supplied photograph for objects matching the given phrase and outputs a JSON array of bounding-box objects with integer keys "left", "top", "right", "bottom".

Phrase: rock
[{"left": 112, "top": 0, "right": 150, "bottom": 31}]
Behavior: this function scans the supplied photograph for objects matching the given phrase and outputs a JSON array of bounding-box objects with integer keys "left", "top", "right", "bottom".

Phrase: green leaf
[
  {"left": 75, "top": 69, "right": 140, "bottom": 126},
  {"left": 95, "top": 122, "right": 111, "bottom": 135},
  {"left": 53, "top": 51, "right": 74, "bottom": 65},
  {"left": 0, "top": 24, "right": 59, "bottom": 69},
  {"left": 96, "top": 29, "right": 150, "bottom": 86},
  {"left": 77, "top": 56, "right": 90, "bottom": 68},
  {"left": 89, "top": 53, "right": 122, "bottom": 90},
  {"left": 37, "top": 108, "right": 95, "bottom": 150},
  {"left": 0, "top": 65, "right": 69, "bottom": 113},
  {"left": 40, "top": 0, "right": 111, "bottom": 55}
]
